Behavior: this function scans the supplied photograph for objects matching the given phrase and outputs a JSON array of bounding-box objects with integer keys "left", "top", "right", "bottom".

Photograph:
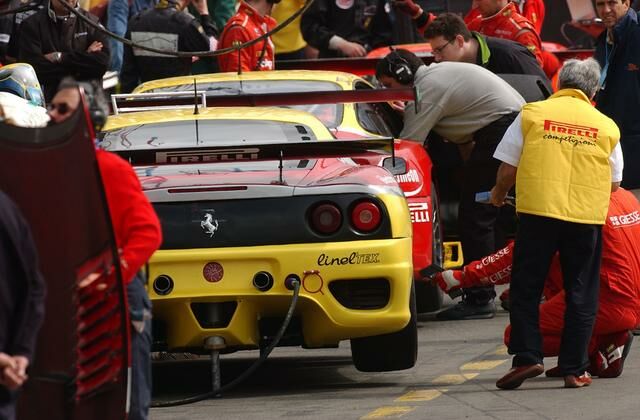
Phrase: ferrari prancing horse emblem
[{"left": 201, "top": 213, "right": 219, "bottom": 237}]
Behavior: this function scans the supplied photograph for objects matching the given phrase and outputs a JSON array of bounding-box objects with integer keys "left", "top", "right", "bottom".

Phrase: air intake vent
[{"left": 328, "top": 279, "right": 390, "bottom": 309}]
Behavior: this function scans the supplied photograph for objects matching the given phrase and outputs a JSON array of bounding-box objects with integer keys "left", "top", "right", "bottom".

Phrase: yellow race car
[
  {"left": 133, "top": 70, "right": 464, "bottom": 313},
  {"left": 100, "top": 105, "right": 417, "bottom": 372}
]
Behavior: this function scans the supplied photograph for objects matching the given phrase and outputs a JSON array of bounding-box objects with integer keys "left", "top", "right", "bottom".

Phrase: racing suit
[
  {"left": 300, "top": 0, "right": 393, "bottom": 58},
  {"left": 466, "top": 2, "right": 543, "bottom": 69},
  {"left": 464, "top": 0, "right": 544, "bottom": 34},
  {"left": 97, "top": 149, "right": 162, "bottom": 420},
  {"left": 18, "top": 4, "right": 110, "bottom": 101},
  {"left": 217, "top": 1, "right": 277, "bottom": 72},
  {"left": 450, "top": 189, "right": 640, "bottom": 374},
  {"left": 120, "top": 0, "right": 211, "bottom": 93}
]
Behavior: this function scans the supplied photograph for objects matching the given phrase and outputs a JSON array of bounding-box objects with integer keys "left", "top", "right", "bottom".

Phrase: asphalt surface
[{"left": 150, "top": 289, "right": 639, "bottom": 420}]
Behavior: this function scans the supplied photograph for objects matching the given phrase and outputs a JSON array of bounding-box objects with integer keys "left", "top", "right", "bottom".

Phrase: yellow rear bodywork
[{"left": 148, "top": 188, "right": 413, "bottom": 352}]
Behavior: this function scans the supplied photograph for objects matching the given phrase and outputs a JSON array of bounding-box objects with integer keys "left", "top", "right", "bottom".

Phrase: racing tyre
[
  {"left": 416, "top": 182, "right": 444, "bottom": 313},
  {"left": 350, "top": 284, "right": 417, "bottom": 372}
]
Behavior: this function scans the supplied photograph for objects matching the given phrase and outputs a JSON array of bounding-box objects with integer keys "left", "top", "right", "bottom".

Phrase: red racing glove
[
  {"left": 393, "top": 0, "right": 423, "bottom": 19},
  {"left": 433, "top": 270, "right": 464, "bottom": 292}
]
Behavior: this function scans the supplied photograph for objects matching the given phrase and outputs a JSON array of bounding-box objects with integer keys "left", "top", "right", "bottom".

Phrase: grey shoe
[{"left": 436, "top": 299, "right": 496, "bottom": 320}]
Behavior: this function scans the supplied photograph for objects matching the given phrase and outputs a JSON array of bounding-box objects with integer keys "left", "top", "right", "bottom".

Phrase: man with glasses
[
  {"left": 594, "top": 0, "right": 640, "bottom": 194},
  {"left": 424, "top": 13, "right": 546, "bottom": 80},
  {"left": 376, "top": 49, "right": 524, "bottom": 320}
]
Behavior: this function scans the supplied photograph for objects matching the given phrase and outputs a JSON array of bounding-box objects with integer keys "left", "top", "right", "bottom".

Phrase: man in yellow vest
[{"left": 489, "top": 58, "right": 624, "bottom": 390}]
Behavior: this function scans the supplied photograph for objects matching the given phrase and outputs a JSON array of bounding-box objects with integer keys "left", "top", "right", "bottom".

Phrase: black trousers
[
  {"left": 509, "top": 214, "right": 602, "bottom": 375},
  {"left": 458, "top": 112, "right": 519, "bottom": 303}
]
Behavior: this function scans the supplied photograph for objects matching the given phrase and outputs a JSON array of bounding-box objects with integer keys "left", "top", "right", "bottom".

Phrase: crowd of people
[{"left": 1, "top": 0, "right": 640, "bottom": 419}]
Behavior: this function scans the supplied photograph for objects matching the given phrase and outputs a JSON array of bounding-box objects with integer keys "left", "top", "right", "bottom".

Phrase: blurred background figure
[
  {"left": 218, "top": 0, "right": 279, "bottom": 72},
  {"left": 301, "top": 0, "right": 393, "bottom": 58},
  {"left": 272, "top": 0, "right": 318, "bottom": 61},
  {"left": 18, "top": 0, "right": 110, "bottom": 102},
  {"left": 120, "top": 0, "right": 213, "bottom": 93},
  {"left": 0, "top": 190, "right": 46, "bottom": 420}
]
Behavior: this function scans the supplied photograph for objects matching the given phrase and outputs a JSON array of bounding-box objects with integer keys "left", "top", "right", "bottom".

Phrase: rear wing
[
  {"left": 113, "top": 137, "right": 395, "bottom": 166},
  {"left": 111, "top": 87, "right": 418, "bottom": 114}
]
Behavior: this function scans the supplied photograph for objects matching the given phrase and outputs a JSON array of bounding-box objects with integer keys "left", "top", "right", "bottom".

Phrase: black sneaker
[{"left": 436, "top": 299, "right": 497, "bottom": 320}]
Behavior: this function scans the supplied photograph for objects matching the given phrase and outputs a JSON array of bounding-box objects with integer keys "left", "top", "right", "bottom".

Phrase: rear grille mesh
[{"left": 328, "top": 279, "right": 390, "bottom": 310}]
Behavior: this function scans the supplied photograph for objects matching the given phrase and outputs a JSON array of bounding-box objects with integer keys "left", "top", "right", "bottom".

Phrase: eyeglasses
[
  {"left": 432, "top": 40, "right": 454, "bottom": 56},
  {"left": 47, "top": 102, "right": 71, "bottom": 114}
]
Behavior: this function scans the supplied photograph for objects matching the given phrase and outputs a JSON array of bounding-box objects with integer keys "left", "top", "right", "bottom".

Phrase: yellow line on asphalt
[
  {"left": 361, "top": 406, "right": 415, "bottom": 419},
  {"left": 494, "top": 345, "right": 509, "bottom": 355},
  {"left": 432, "top": 373, "right": 479, "bottom": 385},
  {"left": 461, "top": 360, "right": 507, "bottom": 370},
  {"left": 395, "top": 389, "right": 446, "bottom": 402}
]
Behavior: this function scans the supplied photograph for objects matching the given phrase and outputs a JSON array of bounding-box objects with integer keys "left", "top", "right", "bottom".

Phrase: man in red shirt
[
  {"left": 48, "top": 80, "right": 162, "bottom": 420},
  {"left": 464, "top": 0, "right": 544, "bottom": 34},
  {"left": 218, "top": 0, "right": 279, "bottom": 72},
  {"left": 433, "top": 188, "right": 640, "bottom": 379}
]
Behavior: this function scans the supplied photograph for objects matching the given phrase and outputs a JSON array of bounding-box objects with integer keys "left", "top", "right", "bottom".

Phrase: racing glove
[{"left": 433, "top": 270, "right": 464, "bottom": 292}]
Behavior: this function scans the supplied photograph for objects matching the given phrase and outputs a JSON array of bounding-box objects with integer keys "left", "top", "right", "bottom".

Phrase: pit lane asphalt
[{"left": 150, "top": 287, "right": 639, "bottom": 420}]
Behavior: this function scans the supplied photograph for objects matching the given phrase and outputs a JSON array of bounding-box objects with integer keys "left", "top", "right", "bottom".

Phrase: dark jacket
[
  {"left": 0, "top": 191, "right": 46, "bottom": 362},
  {"left": 475, "top": 32, "right": 547, "bottom": 80},
  {"left": 18, "top": 3, "right": 110, "bottom": 101},
  {"left": 595, "top": 8, "right": 640, "bottom": 188},
  {"left": 120, "top": 1, "right": 210, "bottom": 93},
  {"left": 301, "top": 0, "right": 393, "bottom": 58}
]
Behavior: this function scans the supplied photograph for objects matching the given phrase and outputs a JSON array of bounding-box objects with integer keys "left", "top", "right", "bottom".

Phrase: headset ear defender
[{"left": 386, "top": 52, "right": 413, "bottom": 85}]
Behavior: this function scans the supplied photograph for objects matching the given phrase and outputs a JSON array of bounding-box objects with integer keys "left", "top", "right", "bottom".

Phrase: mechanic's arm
[
  {"left": 490, "top": 162, "right": 517, "bottom": 207},
  {"left": 610, "top": 140, "right": 623, "bottom": 192},
  {"left": 218, "top": 26, "right": 254, "bottom": 73},
  {"left": 112, "top": 158, "right": 162, "bottom": 283},
  {"left": 398, "top": 101, "right": 443, "bottom": 144},
  {"left": 191, "top": 0, "right": 219, "bottom": 37},
  {"left": 433, "top": 242, "right": 515, "bottom": 292},
  {"left": 514, "top": 28, "right": 544, "bottom": 68},
  {"left": 181, "top": 18, "right": 211, "bottom": 53},
  {"left": 393, "top": 0, "right": 436, "bottom": 36},
  {"left": 18, "top": 18, "right": 68, "bottom": 81}
]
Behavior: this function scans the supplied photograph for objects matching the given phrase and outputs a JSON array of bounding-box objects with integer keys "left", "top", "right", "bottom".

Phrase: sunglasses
[{"left": 47, "top": 102, "right": 71, "bottom": 114}]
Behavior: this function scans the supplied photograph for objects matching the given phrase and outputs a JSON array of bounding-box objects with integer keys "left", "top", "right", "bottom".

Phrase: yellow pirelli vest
[{"left": 516, "top": 89, "right": 620, "bottom": 224}]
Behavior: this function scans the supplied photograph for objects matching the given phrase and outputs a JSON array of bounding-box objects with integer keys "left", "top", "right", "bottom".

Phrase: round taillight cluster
[
  {"left": 351, "top": 201, "right": 382, "bottom": 233},
  {"left": 310, "top": 203, "right": 342, "bottom": 235}
]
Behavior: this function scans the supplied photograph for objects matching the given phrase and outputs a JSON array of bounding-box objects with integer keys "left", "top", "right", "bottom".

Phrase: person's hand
[
  {"left": 392, "top": 0, "right": 423, "bottom": 18},
  {"left": 0, "top": 353, "right": 25, "bottom": 390},
  {"left": 12, "top": 356, "right": 29, "bottom": 383},
  {"left": 337, "top": 40, "right": 367, "bottom": 57},
  {"left": 44, "top": 52, "right": 61, "bottom": 63},
  {"left": 489, "top": 185, "right": 507, "bottom": 207},
  {"left": 86, "top": 41, "right": 103, "bottom": 53},
  {"left": 432, "top": 270, "right": 464, "bottom": 292},
  {"left": 389, "top": 100, "right": 406, "bottom": 113}
]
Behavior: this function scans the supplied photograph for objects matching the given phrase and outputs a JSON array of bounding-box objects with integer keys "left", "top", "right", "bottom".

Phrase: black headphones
[
  {"left": 386, "top": 51, "right": 413, "bottom": 84},
  {"left": 79, "top": 80, "right": 108, "bottom": 133}
]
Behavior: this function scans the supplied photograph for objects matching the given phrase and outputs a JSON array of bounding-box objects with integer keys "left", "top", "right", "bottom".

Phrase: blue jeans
[
  {"left": 127, "top": 272, "right": 152, "bottom": 420},
  {"left": 107, "top": 0, "right": 157, "bottom": 72}
]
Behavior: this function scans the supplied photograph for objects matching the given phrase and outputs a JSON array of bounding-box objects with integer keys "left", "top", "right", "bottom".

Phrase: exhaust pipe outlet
[
  {"left": 253, "top": 271, "right": 274, "bottom": 292},
  {"left": 153, "top": 275, "right": 174, "bottom": 295}
]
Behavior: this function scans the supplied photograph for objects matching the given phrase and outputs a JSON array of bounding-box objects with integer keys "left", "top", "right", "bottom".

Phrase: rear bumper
[{"left": 149, "top": 238, "right": 413, "bottom": 351}]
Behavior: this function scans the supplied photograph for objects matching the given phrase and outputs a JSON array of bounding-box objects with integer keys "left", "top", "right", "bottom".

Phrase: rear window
[
  {"left": 100, "top": 119, "right": 318, "bottom": 151},
  {"left": 146, "top": 80, "right": 343, "bottom": 128}
]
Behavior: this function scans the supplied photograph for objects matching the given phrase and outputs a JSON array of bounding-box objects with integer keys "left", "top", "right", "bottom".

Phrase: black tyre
[
  {"left": 350, "top": 283, "right": 418, "bottom": 372},
  {"left": 416, "top": 182, "right": 444, "bottom": 313}
]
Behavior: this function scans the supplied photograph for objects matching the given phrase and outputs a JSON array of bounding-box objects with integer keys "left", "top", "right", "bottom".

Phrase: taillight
[
  {"left": 351, "top": 201, "right": 382, "bottom": 233},
  {"left": 310, "top": 203, "right": 342, "bottom": 235}
]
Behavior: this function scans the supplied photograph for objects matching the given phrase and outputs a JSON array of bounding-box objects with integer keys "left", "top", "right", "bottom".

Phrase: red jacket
[
  {"left": 466, "top": 2, "right": 543, "bottom": 67},
  {"left": 464, "top": 1, "right": 544, "bottom": 34},
  {"left": 217, "top": 1, "right": 276, "bottom": 72},
  {"left": 97, "top": 150, "right": 162, "bottom": 283},
  {"left": 461, "top": 188, "right": 640, "bottom": 324}
]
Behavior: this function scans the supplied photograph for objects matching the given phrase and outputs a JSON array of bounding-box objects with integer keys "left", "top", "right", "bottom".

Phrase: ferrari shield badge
[{"left": 201, "top": 213, "right": 219, "bottom": 237}]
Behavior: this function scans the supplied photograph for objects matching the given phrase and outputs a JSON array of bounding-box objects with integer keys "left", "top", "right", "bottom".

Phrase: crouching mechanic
[
  {"left": 433, "top": 187, "right": 640, "bottom": 379},
  {"left": 48, "top": 78, "right": 162, "bottom": 420}
]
